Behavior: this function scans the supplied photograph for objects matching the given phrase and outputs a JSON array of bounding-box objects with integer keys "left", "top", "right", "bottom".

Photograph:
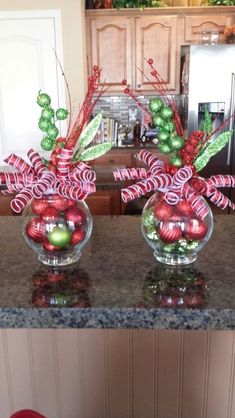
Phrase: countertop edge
[{"left": 0, "top": 307, "right": 234, "bottom": 330}]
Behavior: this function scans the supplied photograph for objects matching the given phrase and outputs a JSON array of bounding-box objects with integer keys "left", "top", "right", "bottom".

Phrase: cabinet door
[
  {"left": 183, "top": 14, "right": 234, "bottom": 44},
  {"left": 87, "top": 17, "right": 133, "bottom": 92},
  {"left": 135, "top": 16, "right": 179, "bottom": 93}
]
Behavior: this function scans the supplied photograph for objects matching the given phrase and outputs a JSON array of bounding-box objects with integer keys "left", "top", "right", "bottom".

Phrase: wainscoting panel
[{"left": 1, "top": 329, "right": 235, "bottom": 418}]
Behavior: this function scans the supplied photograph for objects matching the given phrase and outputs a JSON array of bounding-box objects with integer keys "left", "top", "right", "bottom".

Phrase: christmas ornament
[
  {"left": 47, "top": 226, "right": 72, "bottom": 248},
  {"left": 50, "top": 194, "right": 69, "bottom": 211},
  {"left": 154, "top": 200, "right": 173, "bottom": 221},
  {"left": 158, "top": 222, "right": 182, "bottom": 243},
  {"left": 65, "top": 206, "right": 86, "bottom": 226},
  {"left": 26, "top": 218, "right": 46, "bottom": 242},
  {"left": 31, "top": 198, "right": 49, "bottom": 215},
  {"left": 43, "top": 239, "right": 61, "bottom": 251},
  {"left": 175, "top": 199, "right": 194, "bottom": 217},
  {"left": 41, "top": 207, "right": 58, "bottom": 221},
  {"left": 184, "top": 219, "right": 208, "bottom": 241},
  {"left": 71, "top": 229, "right": 86, "bottom": 245}
]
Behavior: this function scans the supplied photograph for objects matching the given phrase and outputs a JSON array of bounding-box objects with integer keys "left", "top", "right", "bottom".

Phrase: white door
[{"left": 0, "top": 10, "right": 65, "bottom": 166}]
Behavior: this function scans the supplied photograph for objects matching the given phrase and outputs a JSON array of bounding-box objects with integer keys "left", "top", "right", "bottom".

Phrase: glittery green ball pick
[
  {"left": 158, "top": 130, "right": 170, "bottom": 142},
  {"left": 41, "top": 137, "right": 54, "bottom": 151},
  {"left": 47, "top": 125, "right": 59, "bottom": 140},
  {"left": 38, "top": 117, "right": 51, "bottom": 132},
  {"left": 160, "top": 106, "right": 174, "bottom": 120},
  {"left": 37, "top": 92, "right": 51, "bottom": 108},
  {"left": 41, "top": 107, "right": 55, "bottom": 120},
  {"left": 170, "top": 154, "right": 183, "bottom": 167},
  {"left": 160, "top": 142, "right": 172, "bottom": 154},
  {"left": 152, "top": 115, "right": 165, "bottom": 128},
  {"left": 149, "top": 97, "right": 164, "bottom": 113},
  {"left": 56, "top": 108, "right": 69, "bottom": 120},
  {"left": 164, "top": 121, "right": 175, "bottom": 133},
  {"left": 169, "top": 135, "right": 185, "bottom": 151}
]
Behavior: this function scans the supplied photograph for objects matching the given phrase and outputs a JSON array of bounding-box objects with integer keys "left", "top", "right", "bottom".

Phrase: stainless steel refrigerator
[{"left": 180, "top": 44, "right": 235, "bottom": 213}]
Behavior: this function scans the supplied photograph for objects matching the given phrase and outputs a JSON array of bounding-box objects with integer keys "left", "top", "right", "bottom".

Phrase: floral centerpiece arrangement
[
  {"left": 224, "top": 25, "right": 235, "bottom": 43},
  {"left": 0, "top": 66, "right": 114, "bottom": 266},
  {"left": 113, "top": 58, "right": 235, "bottom": 265}
]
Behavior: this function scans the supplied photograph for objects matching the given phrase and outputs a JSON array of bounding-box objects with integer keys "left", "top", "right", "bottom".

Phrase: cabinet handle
[
  {"left": 137, "top": 84, "right": 141, "bottom": 88},
  {"left": 109, "top": 159, "right": 115, "bottom": 163}
]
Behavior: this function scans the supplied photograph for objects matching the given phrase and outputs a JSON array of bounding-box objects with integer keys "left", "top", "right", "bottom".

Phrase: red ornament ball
[
  {"left": 65, "top": 206, "right": 86, "bottom": 227},
  {"left": 26, "top": 217, "right": 46, "bottom": 242},
  {"left": 31, "top": 198, "right": 49, "bottom": 215},
  {"left": 50, "top": 194, "right": 69, "bottom": 211},
  {"left": 43, "top": 239, "right": 61, "bottom": 251},
  {"left": 158, "top": 222, "right": 182, "bottom": 243},
  {"left": 184, "top": 219, "right": 208, "bottom": 240},
  {"left": 71, "top": 229, "right": 86, "bottom": 246},
  {"left": 41, "top": 206, "right": 58, "bottom": 221},
  {"left": 175, "top": 199, "right": 194, "bottom": 217},
  {"left": 154, "top": 200, "right": 173, "bottom": 221}
]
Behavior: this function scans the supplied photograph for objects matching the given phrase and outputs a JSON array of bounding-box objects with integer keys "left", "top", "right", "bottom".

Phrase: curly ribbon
[
  {"left": 0, "top": 148, "right": 97, "bottom": 213},
  {"left": 113, "top": 150, "right": 235, "bottom": 218}
]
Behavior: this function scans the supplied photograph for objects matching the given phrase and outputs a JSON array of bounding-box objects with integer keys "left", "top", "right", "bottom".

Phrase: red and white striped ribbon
[
  {"left": 113, "top": 167, "right": 147, "bottom": 182},
  {"left": 57, "top": 149, "right": 74, "bottom": 179},
  {"left": 10, "top": 187, "right": 33, "bottom": 213},
  {"left": 69, "top": 161, "right": 96, "bottom": 182},
  {"left": 27, "top": 149, "right": 47, "bottom": 176},
  {"left": 4, "top": 154, "right": 32, "bottom": 174}
]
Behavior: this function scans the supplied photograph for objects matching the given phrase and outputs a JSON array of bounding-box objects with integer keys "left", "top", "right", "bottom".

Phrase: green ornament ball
[
  {"left": 56, "top": 108, "right": 69, "bottom": 120},
  {"left": 41, "top": 107, "right": 54, "bottom": 120},
  {"left": 158, "top": 130, "right": 170, "bottom": 142},
  {"left": 170, "top": 155, "right": 183, "bottom": 167},
  {"left": 169, "top": 135, "right": 185, "bottom": 151},
  {"left": 152, "top": 115, "right": 165, "bottom": 128},
  {"left": 160, "top": 142, "right": 172, "bottom": 154},
  {"left": 164, "top": 121, "right": 175, "bottom": 133},
  {"left": 38, "top": 117, "right": 51, "bottom": 132},
  {"left": 41, "top": 137, "right": 54, "bottom": 151},
  {"left": 47, "top": 125, "right": 59, "bottom": 140},
  {"left": 160, "top": 106, "right": 174, "bottom": 120},
  {"left": 37, "top": 92, "right": 51, "bottom": 108},
  {"left": 149, "top": 97, "right": 164, "bottom": 113},
  {"left": 47, "top": 226, "right": 72, "bottom": 248}
]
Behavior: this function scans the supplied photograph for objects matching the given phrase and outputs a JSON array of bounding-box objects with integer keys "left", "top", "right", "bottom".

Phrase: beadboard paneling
[{"left": 1, "top": 330, "right": 235, "bottom": 418}]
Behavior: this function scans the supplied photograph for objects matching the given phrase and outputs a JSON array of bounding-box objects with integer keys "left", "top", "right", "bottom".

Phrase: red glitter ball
[
  {"left": 184, "top": 219, "right": 208, "bottom": 240},
  {"left": 41, "top": 206, "right": 58, "bottom": 221},
  {"left": 50, "top": 194, "right": 69, "bottom": 211},
  {"left": 158, "top": 222, "right": 182, "bottom": 243},
  {"left": 175, "top": 199, "right": 195, "bottom": 217},
  {"left": 71, "top": 229, "right": 86, "bottom": 246},
  {"left": 154, "top": 200, "right": 173, "bottom": 221},
  {"left": 26, "top": 217, "right": 46, "bottom": 242},
  {"left": 65, "top": 206, "right": 86, "bottom": 227},
  {"left": 31, "top": 198, "right": 49, "bottom": 215}
]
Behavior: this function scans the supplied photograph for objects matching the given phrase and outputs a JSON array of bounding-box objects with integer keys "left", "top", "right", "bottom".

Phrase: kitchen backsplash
[{"left": 93, "top": 94, "right": 186, "bottom": 127}]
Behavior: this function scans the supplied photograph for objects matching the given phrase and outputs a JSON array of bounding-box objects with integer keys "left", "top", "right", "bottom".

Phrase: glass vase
[
  {"left": 22, "top": 193, "right": 92, "bottom": 266},
  {"left": 141, "top": 192, "right": 213, "bottom": 266}
]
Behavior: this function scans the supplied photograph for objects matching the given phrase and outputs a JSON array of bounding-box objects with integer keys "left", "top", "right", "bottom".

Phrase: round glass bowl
[{"left": 22, "top": 193, "right": 92, "bottom": 266}]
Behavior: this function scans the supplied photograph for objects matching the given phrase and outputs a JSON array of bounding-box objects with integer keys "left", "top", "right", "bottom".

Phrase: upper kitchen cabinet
[
  {"left": 135, "top": 15, "right": 178, "bottom": 93},
  {"left": 180, "top": 8, "right": 235, "bottom": 45},
  {"left": 86, "top": 15, "right": 133, "bottom": 93},
  {"left": 86, "top": 10, "right": 179, "bottom": 94}
]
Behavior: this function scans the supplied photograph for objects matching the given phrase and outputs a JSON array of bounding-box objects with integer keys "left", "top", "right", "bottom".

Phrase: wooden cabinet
[
  {"left": 86, "top": 15, "right": 133, "bottom": 93},
  {"left": 86, "top": 7, "right": 235, "bottom": 94},
  {"left": 86, "top": 10, "right": 179, "bottom": 93},
  {"left": 182, "top": 13, "right": 234, "bottom": 44},
  {"left": 135, "top": 15, "right": 179, "bottom": 93}
]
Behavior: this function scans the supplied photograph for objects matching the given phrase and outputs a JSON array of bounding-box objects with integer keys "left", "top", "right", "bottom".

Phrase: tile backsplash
[{"left": 93, "top": 94, "right": 184, "bottom": 128}]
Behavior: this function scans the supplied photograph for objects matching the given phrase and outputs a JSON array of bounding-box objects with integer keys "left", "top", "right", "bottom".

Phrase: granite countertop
[{"left": 0, "top": 215, "right": 235, "bottom": 329}]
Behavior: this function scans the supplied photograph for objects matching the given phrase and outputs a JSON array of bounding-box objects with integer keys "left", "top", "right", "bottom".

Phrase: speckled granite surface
[{"left": 0, "top": 215, "right": 235, "bottom": 329}]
